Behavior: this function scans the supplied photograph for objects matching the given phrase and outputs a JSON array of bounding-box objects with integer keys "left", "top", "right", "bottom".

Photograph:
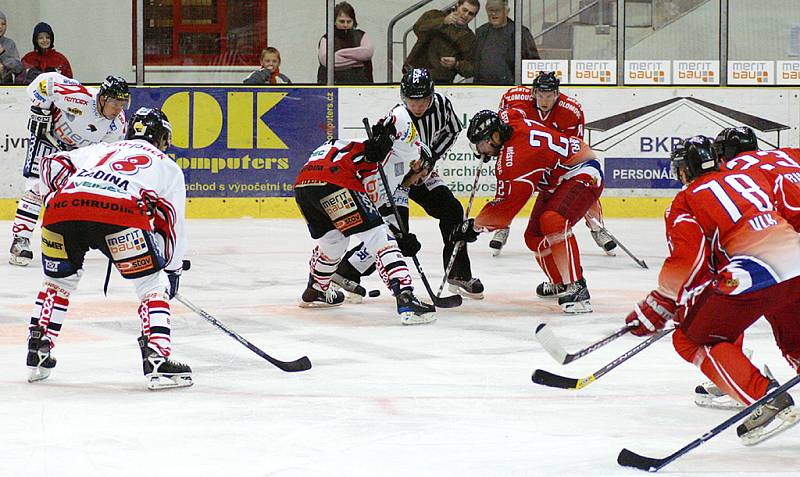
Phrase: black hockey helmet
[
  {"left": 126, "top": 107, "right": 172, "bottom": 151},
  {"left": 532, "top": 71, "right": 560, "bottom": 92},
  {"left": 672, "top": 135, "right": 719, "bottom": 182},
  {"left": 713, "top": 126, "right": 758, "bottom": 162},
  {"left": 98, "top": 75, "right": 131, "bottom": 106},
  {"left": 467, "top": 110, "right": 512, "bottom": 145},
  {"left": 401, "top": 68, "right": 434, "bottom": 100}
]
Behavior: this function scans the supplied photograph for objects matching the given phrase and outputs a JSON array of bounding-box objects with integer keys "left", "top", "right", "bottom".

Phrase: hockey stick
[
  {"left": 618, "top": 373, "right": 800, "bottom": 472},
  {"left": 531, "top": 326, "right": 674, "bottom": 389},
  {"left": 589, "top": 218, "right": 648, "bottom": 269},
  {"left": 436, "top": 159, "right": 483, "bottom": 298},
  {"left": 362, "top": 117, "right": 462, "bottom": 309},
  {"left": 534, "top": 321, "right": 638, "bottom": 365},
  {"left": 175, "top": 293, "right": 312, "bottom": 372}
]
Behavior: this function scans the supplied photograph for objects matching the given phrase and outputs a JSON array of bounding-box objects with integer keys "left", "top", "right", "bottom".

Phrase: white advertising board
[
  {"left": 672, "top": 61, "right": 719, "bottom": 85},
  {"left": 624, "top": 61, "right": 671, "bottom": 85},
  {"left": 521, "top": 60, "right": 569, "bottom": 84},
  {"left": 728, "top": 61, "right": 775, "bottom": 85},
  {"left": 0, "top": 88, "right": 32, "bottom": 198}
]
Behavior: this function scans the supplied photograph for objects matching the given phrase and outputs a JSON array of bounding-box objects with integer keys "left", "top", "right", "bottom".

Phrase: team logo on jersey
[
  {"left": 38, "top": 80, "right": 47, "bottom": 95},
  {"left": 41, "top": 228, "right": 67, "bottom": 259},
  {"left": 320, "top": 189, "right": 357, "bottom": 220},
  {"left": 106, "top": 228, "right": 148, "bottom": 260},
  {"left": 67, "top": 107, "right": 82, "bottom": 116}
]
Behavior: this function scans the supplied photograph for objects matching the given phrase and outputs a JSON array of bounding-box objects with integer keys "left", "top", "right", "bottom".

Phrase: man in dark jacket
[
  {"left": 472, "top": 0, "right": 539, "bottom": 84},
  {"left": 405, "top": 0, "right": 480, "bottom": 84}
]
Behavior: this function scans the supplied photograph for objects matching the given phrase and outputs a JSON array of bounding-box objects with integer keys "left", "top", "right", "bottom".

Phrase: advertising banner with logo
[
  {"left": 522, "top": 60, "right": 569, "bottom": 84},
  {"left": 0, "top": 88, "right": 34, "bottom": 198},
  {"left": 776, "top": 61, "right": 800, "bottom": 85},
  {"left": 130, "top": 87, "right": 335, "bottom": 198},
  {"left": 728, "top": 61, "right": 775, "bottom": 85},
  {"left": 672, "top": 60, "right": 719, "bottom": 85},
  {"left": 624, "top": 61, "right": 670, "bottom": 85}
]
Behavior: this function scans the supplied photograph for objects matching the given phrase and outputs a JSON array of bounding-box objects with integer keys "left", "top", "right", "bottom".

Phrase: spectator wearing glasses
[
  {"left": 405, "top": 0, "right": 480, "bottom": 84},
  {"left": 471, "top": 0, "right": 539, "bottom": 85},
  {"left": 0, "top": 10, "right": 23, "bottom": 84}
]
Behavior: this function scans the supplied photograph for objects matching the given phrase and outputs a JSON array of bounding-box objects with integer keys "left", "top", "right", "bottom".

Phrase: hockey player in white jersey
[
  {"left": 27, "top": 107, "right": 192, "bottom": 390},
  {"left": 9, "top": 72, "right": 129, "bottom": 266}
]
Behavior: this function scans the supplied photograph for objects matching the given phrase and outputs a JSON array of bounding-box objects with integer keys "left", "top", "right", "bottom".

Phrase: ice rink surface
[{"left": 1, "top": 217, "right": 799, "bottom": 477}]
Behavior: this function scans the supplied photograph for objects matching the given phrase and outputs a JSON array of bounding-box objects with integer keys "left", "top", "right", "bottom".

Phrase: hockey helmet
[
  {"left": 713, "top": 126, "right": 758, "bottom": 162},
  {"left": 532, "top": 71, "right": 560, "bottom": 92},
  {"left": 98, "top": 75, "right": 131, "bottom": 107},
  {"left": 126, "top": 107, "right": 172, "bottom": 151},
  {"left": 671, "top": 136, "right": 719, "bottom": 182},
  {"left": 467, "top": 110, "right": 512, "bottom": 145},
  {"left": 401, "top": 68, "right": 435, "bottom": 100}
]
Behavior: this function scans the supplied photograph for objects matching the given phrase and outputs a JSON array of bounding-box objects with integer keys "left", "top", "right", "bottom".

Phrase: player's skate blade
[
  {"left": 447, "top": 277, "right": 484, "bottom": 300},
  {"left": 397, "top": 290, "right": 436, "bottom": 325},
  {"left": 694, "top": 382, "right": 745, "bottom": 410}
]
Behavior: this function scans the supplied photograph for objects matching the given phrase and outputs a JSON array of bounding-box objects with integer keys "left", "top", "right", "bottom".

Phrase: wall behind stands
[{"left": 0, "top": 84, "right": 797, "bottom": 219}]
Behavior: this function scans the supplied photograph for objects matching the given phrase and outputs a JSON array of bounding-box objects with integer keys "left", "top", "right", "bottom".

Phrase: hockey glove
[
  {"left": 363, "top": 120, "right": 397, "bottom": 163},
  {"left": 450, "top": 218, "right": 479, "bottom": 243},
  {"left": 166, "top": 269, "right": 181, "bottom": 299},
  {"left": 625, "top": 290, "right": 676, "bottom": 336},
  {"left": 28, "top": 106, "right": 52, "bottom": 139},
  {"left": 389, "top": 224, "right": 421, "bottom": 257}
]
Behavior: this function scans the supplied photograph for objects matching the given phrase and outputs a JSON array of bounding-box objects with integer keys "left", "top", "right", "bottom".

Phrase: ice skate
[
  {"left": 558, "top": 278, "right": 592, "bottom": 313},
  {"left": 299, "top": 275, "right": 345, "bottom": 308},
  {"left": 737, "top": 380, "right": 799, "bottom": 446},
  {"left": 395, "top": 289, "right": 436, "bottom": 325},
  {"left": 489, "top": 228, "right": 509, "bottom": 257},
  {"left": 694, "top": 381, "right": 745, "bottom": 410},
  {"left": 138, "top": 335, "right": 193, "bottom": 391},
  {"left": 331, "top": 272, "right": 366, "bottom": 304},
  {"left": 536, "top": 281, "right": 567, "bottom": 298},
  {"left": 26, "top": 326, "right": 56, "bottom": 383},
  {"left": 447, "top": 277, "right": 485, "bottom": 299},
  {"left": 590, "top": 228, "right": 617, "bottom": 256},
  {"left": 10, "top": 236, "right": 33, "bottom": 266}
]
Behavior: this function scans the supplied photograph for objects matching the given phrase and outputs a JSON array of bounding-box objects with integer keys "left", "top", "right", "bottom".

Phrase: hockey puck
[{"left": 368, "top": 290, "right": 380, "bottom": 298}]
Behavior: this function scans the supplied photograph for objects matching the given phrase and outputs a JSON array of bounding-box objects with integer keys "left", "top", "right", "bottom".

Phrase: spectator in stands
[
  {"left": 405, "top": 0, "right": 480, "bottom": 84},
  {"left": 244, "top": 47, "right": 291, "bottom": 84},
  {"left": 21, "top": 22, "right": 73, "bottom": 83},
  {"left": 0, "top": 10, "right": 23, "bottom": 84},
  {"left": 317, "top": 2, "right": 374, "bottom": 84},
  {"left": 471, "top": 0, "right": 539, "bottom": 84}
]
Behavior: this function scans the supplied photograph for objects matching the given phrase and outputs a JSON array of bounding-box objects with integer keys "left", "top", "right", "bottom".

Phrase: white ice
[{"left": 1, "top": 217, "right": 798, "bottom": 477}]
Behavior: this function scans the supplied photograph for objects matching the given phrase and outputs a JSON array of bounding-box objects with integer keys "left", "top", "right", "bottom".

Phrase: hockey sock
[
  {"left": 540, "top": 211, "right": 581, "bottom": 284},
  {"left": 29, "top": 279, "right": 76, "bottom": 346},
  {"left": 12, "top": 189, "right": 42, "bottom": 240},
  {"left": 532, "top": 236, "right": 562, "bottom": 285},
  {"left": 584, "top": 200, "right": 604, "bottom": 231},
  {"left": 139, "top": 291, "right": 172, "bottom": 357},
  {"left": 309, "top": 230, "right": 348, "bottom": 291},
  {"left": 674, "top": 329, "right": 768, "bottom": 405},
  {"left": 357, "top": 225, "right": 412, "bottom": 292}
]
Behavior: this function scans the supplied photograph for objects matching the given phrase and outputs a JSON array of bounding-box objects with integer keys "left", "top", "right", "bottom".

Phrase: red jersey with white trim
[
  {"left": 296, "top": 105, "right": 425, "bottom": 209},
  {"left": 27, "top": 72, "right": 127, "bottom": 149},
  {"left": 498, "top": 86, "right": 585, "bottom": 139},
  {"left": 722, "top": 148, "right": 800, "bottom": 230},
  {"left": 39, "top": 140, "right": 187, "bottom": 272},
  {"left": 658, "top": 168, "right": 800, "bottom": 305},
  {"left": 474, "top": 108, "right": 601, "bottom": 231}
]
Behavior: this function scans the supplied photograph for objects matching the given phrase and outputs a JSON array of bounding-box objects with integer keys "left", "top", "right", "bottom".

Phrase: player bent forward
[
  {"left": 625, "top": 137, "right": 800, "bottom": 445},
  {"left": 294, "top": 120, "right": 436, "bottom": 325},
  {"left": 26, "top": 108, "right": 192, "bottom": 390}
]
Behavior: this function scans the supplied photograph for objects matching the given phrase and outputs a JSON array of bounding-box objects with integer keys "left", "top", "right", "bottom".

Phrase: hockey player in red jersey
[
  {"left": 491, "top": 71, "right": 615, "bottom": 258},
  {"left": 625, "top": 136, "right": 800, "bottom": 445},
  {"left": 294, "top": 115, "right": 437, "bottom": 325},
  {"left": 451, "top": 108, "right": 604, "bottom": 313},
  {"left": 10, "top": 73, "right": 130, "bottom": 266},
  {"left": 27, "top": 108, "right": 192, "bottom": 390}
]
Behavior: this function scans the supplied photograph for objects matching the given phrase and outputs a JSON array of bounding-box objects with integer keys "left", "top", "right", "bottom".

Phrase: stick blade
[
  {"left": 617, "top": 448, "right": 662, "bottom": 472},
  {"left": 531, "top": 369, "right": 580, "bottom": 389},
  {"left": 275, "top": 356, "right": 313, "bottom": 372},
  {"left": 434, "top": 294, "right": 462, "bottom": 308},
  {"left": 534, "top": 323, "right": 569, "bottom": 364}
]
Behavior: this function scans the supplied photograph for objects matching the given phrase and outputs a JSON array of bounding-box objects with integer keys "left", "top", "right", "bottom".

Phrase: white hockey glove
[{"left": 28, "top": 106, "right": 52, "bottom": 139}]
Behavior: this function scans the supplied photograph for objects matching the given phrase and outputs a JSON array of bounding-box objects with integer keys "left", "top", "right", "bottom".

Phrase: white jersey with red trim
[
  {"left": 361, "top": 105, "right": 426, "bottom": 212},
  {"left": 39, "top": 139, "right": 187, "bottom": 272},
  {"left": 27, "top": 72, "right": 127, "bottom": 150}
]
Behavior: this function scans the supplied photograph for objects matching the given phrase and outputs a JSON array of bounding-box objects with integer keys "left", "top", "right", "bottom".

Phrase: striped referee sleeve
[{"left": 417, "top": 93, "right": 462, "bottom": 159}]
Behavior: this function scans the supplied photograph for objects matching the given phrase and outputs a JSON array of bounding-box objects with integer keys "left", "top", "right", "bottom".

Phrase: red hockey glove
[{"left": 625, "top": 290, "right": 676, "bottom": 337}]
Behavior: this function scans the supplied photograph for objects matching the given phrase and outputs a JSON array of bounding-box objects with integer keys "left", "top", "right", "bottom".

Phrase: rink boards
[{"left": 0, "top": 85, "right": 797, "bottom": 218}]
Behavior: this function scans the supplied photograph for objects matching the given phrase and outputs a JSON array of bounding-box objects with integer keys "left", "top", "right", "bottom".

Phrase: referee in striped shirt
[{"left": 333, "top": 68, "right": 484, "bottom": 299}]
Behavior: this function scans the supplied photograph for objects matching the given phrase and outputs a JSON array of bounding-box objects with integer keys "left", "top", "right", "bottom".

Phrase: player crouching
[
  {"left": 27, "top": 108, "right": 192, "bottom": 390},
  {"left": 294, "top": 118, "right": 436, "bottom": 325}
]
